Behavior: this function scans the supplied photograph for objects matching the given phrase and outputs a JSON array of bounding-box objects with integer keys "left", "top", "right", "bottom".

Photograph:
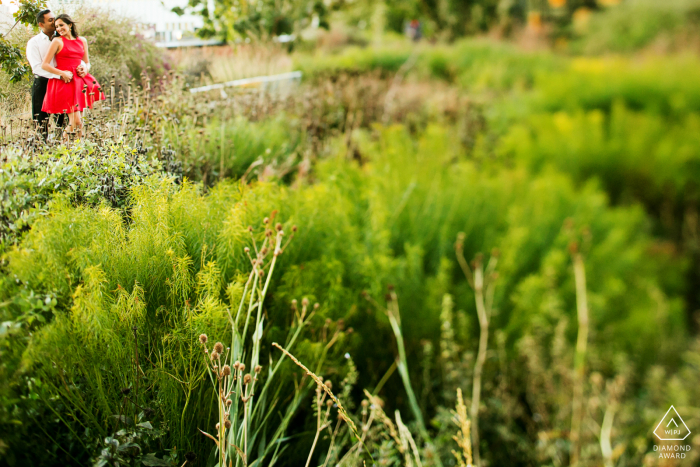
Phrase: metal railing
[{"left": 188, "top": 71, "right": 302, "bottom": 94}]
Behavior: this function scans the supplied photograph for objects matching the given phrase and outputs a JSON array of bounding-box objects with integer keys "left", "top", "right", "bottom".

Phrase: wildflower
[
  {"left": 213, "top": 342, "right": 224, "bottom": 354},
  {"left": 222, "top": 365, "right": 231, "bottom": 376},
  {"left": 243, "top": 374, "right": 252, "bottom": 385},
  {"left": 199, "top": 334, "right": 208, "bottom": 344}
]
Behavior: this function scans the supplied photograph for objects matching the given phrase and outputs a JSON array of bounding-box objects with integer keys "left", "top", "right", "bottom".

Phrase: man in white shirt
[{"left": 26, "top": 9, "right": 88, "bottom": 138}]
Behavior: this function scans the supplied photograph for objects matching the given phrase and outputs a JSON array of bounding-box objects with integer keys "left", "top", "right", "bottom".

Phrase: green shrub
[{"left": 0, "top": 141, "right": 174, "bottom": 250}]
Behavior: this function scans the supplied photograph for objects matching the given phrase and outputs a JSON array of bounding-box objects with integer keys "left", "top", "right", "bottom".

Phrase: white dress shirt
[{"left": 26, "top": 31, "right": 89, "bottom": 80}]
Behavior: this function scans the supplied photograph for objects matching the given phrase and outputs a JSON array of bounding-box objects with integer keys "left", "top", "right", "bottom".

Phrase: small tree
[{"left": 0, "top": 0, "right": 46, "bottom": 83}]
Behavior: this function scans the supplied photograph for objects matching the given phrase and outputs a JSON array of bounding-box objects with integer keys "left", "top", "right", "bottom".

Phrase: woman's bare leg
[
  {"left": 74, "top": 111, "right": 84, "bottom": 137},
  {"left": 63, "top": 112, "right": 75, "bottom": 139}
]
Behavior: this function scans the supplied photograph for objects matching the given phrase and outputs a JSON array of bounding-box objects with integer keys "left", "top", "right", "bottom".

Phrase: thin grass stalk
[
  {"left": 455, "top": 234, "right": 499, "bottom": 467},
  {"left": 386, "top": 290, "right": 426, "bottom": 434},
  {"left": 570, "top": 250, "right": 589, "bottom": 467}
]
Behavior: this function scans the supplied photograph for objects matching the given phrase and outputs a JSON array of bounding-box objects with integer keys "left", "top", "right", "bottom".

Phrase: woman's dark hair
[
  {"left": 54, "top": 14, "right": 79, "bottom": 38},
  {"left": 36, "top": 9, "right": 51, "bottom": 25}
]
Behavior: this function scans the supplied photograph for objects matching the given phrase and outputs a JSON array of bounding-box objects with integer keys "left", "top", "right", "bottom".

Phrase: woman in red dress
[{"left": 41, "top": 14, "right": 104, "bottom": 138}]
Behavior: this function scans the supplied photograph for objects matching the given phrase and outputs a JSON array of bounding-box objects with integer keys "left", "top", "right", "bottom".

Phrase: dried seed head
[
  {"left": 292, "top": 225, "right": 298, "bottom": 232},
  {"left": 243, "top": 374, "right": 252, "bottom": 385},
  {"left": 263, "top": 217, "right": 269, "bottom": 224},
  {"left": 210, "top": 351, "right": 219, "bottom": 361},
  {"left": 324, "top": 380, "right": 333, "bottom": 390},
  {"left": 224, "top": 419, "right": 232, "bottom": 429},
  {"left": 248, "top": 225, "right": 253, "bottom": 232},
  {"left": 291, "top": 299, "right": 298, "bottom": 308},
  {"left": 199, "top": 334, "right": 208, "bottom": 344},
  {"left": 275, "top": 223, "right": 282, "bottom": 231},
  {"left": 302, "top": 297, "right": 309, "bottom": 307},
  {"left": 361, "top": 399, "right": 369, "bottom": 407},
  {"left": 254, "top": 365, "right": 262, "bottom": 374},
  {"left": 216, "top": 422, "right": 220, "bottom": 430},
  {"left": 213, "top": 342, "right": 224, "bottom": 354},
  {"left": 314, "top": 303, "right": 320, "bottom": 310},
  {"left": 234, "top": 360, "right": 240, "bottom": 370},
  {"left": 326, "top": 399, "right": 333, "bottom": 407},
  {"left": 239, "top": 363, "right": 246, "bottom": 372},
  {"left": 226, "top": 398, "right": 233, "bottom": 407},
  {"left": 244, "top": 247, "right": 250, "bottom": 253},
  {"left": 222, "top": 365, "right": 231, "bottom": 376}
]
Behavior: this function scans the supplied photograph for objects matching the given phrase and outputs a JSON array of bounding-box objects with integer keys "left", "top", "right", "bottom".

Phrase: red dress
[{"left": 42, "top": 36, "right": 104, "bottom": 114}]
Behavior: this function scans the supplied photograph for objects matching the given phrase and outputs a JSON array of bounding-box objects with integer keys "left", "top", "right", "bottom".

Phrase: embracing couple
[{"left": 26, "top": 9, "right": 105, "bottom": 139}]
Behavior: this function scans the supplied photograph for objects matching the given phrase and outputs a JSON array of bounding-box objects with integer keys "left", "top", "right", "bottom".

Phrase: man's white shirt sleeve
[{"left": 26, "top": 33, "right": 60, "bottom": 79}]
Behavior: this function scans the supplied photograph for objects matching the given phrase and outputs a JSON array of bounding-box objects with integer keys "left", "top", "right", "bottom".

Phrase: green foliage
[
  {"left": 0, "top": 141, "right": 172, "bottom": 250},
  {"left": 575, "top": 0, "right": 700, "bottom": 53},
  {"left": 11, "top": 0, "right": 47, "bottom": 26},
  {"left": 0, "top": 40, "right": 30, "bottom": 84},
  {"left": 295, "top": 39, "right": 564, "bottom": 91},
  {"left": 175, "top": 114, "right": 301, "bottom": 182},
  {"left": 0, "top": 0, "right": 46, "bottom": 84},
  {"left": 92, "top": 412, "right": 178, "bottom": 467},
  {"left": 176, "top": 0, "right": 335, "bottom": 42}
]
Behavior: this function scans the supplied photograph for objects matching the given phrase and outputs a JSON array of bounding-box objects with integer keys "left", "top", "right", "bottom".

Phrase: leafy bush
[{"left": 0, "top": 141, "right": 174, "bottom": 250}]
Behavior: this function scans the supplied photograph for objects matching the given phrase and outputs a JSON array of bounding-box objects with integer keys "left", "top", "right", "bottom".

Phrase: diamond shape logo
[{"left": 654, "top": 406, "right": 691, "bottom": 441}]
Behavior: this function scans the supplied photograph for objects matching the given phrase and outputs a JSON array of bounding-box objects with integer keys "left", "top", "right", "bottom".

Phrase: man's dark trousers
[{"left": 31, "top": 75, "right": 64, "bottom": 138}]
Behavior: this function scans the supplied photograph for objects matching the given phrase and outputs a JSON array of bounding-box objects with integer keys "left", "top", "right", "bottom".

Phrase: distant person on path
[
  {"left": 40, "top": 14, "right": 104, "bottom": 138},
  {"left": 406, "top": 19, "right": 422, "bottom": 42},
  {"left": 26, "top": 9, "right": 88, "bottom": 139}
]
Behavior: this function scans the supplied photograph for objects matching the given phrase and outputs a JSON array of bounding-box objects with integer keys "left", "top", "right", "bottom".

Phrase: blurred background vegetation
[{"left": 1, "top": 0, "right": 700, "bottom": 466}]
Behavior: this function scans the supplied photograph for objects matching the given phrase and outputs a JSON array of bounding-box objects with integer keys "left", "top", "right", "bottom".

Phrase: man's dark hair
[{"left": 36, "top": 9, "right": 51, "bottom": 25}]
